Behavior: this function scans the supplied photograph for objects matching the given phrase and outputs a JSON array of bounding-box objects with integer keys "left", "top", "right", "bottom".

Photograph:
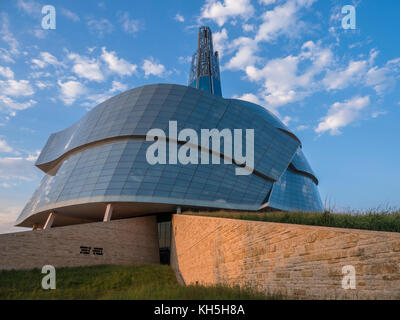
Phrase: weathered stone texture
[
  {"left": 170, "top": 215, "right": 400, "bottom": 300},
  {"left": 0, "top": 216, "right": 159, "bottom": 270}
]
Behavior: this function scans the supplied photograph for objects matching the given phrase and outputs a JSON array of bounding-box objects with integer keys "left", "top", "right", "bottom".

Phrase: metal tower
[{"left": 188, "top": 26, "right": 222, "bottom": 97}]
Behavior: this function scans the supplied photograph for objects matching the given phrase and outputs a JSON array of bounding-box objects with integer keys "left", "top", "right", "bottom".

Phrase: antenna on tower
[{"left": 188, "top": 26, "right": 222, "bottom": 97}]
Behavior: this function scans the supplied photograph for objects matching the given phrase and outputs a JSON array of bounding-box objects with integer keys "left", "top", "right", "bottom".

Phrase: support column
[
  {"left": 43, "top": 212, "right": 55, "bottom": 230},
  {"left": 177, "top": 206, "right": 181, "bottom": 214},
  {"left": 103, "top": 204, "right": 113, "bottom": 222}
]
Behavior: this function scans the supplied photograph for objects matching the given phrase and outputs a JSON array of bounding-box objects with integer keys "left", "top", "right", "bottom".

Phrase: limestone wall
[
  {"left": 0, "top": 216, "right": 159, "bottom": 270},
  {"left": 170, "top": 214, "right": 400, "bottom": 300}
]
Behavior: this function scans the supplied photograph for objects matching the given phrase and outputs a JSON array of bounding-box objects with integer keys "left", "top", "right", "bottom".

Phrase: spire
[{"left": 188, "top": 26, "right": 222, "bottom": 97}]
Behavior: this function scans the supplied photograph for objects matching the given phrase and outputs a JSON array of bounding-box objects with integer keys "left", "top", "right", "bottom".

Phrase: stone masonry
[
  {"left": 170, "top": 214, "right": 400, "bottom": 300},
  {"left": 0, "top": 216, "right": 159, "bottom": 270}
]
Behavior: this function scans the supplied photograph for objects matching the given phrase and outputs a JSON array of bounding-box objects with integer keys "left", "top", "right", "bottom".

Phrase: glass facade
[
  {"left": 268, "top": 167, "right": 324, "bottom": 212},
  {"left": 17, "top": 83, "right": 323, "bottom": 227},
  {"left": 35, "top": 84, "right": 299, "bottom": 182}
]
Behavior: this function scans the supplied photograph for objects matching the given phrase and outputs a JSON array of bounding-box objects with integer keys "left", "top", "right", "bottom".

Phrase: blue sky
[{"left": 0, "top": 0, "right": 399, "bottom": 233}]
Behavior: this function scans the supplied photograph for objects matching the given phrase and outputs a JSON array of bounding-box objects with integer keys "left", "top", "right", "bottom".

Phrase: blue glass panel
[{"left": 268, "top": 168, "right": 324, "bottom": 212}]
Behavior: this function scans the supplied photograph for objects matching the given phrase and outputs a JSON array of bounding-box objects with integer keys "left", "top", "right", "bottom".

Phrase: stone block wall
[
  {"left": 0, "top": 216, "right": 159, "bottom": 270},
  {"left": 170, "top": 214, "right": 400, "bottom": 300}
]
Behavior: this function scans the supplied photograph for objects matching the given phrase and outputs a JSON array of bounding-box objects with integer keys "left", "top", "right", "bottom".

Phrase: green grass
[
  {"left": 183, "top": 209, "right": 400, "bottom": 233},
  {"left": 0, "top": 264, "right": 273, "bottom": 300}
]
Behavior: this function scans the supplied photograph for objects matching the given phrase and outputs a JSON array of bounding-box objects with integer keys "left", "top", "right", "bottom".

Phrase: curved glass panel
[
  {"left": 268, "top": 168, "right": 324, "bottom": 212},
  {"left": 291, "top": 148, "right": 318, "bottom": 184},
  {"left": 228, "top": 99, "right": 294, "bottom": 135}
]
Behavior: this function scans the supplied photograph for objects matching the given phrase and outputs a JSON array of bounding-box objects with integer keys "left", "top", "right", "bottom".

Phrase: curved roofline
[
  {"left": 229, "top": 98, "right": 302, "bottom": 146},
  {"left": 277, "top": 128, "right": 302, "bottom": 147}
]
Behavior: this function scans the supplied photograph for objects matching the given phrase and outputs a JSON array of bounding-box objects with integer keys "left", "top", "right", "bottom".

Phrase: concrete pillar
[
  {"left": 177, "top": 206, "right": 181, "bottom": 214},
  {"left": 103, "top": 204, "right": 113, "bottom": 222},
  {"left": 43, "top": 212, "right": 55, "bottom": 230}
]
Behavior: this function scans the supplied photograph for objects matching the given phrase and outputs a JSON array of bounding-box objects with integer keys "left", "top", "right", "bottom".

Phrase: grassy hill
[
  {"left": 183, "top": 210, "right": 400, "bottom": 233},
  {"left": 0, "top": 264, "right": 272, "bottom": 300}
]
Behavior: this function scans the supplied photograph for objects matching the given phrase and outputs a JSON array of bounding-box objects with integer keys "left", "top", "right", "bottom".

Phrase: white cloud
[
  {"left": 68, "top": 52, "right": 104, "bottom": 82},
  {"left": 0, "top": 139, "right": 13, "bottom": 153},
  {"left": 118, "top": 12, "right": 141, "bottom": 35},
  {"left": 0, "top": 95, "right": 37, "bottom": 113},
  {"left": 0, "top": 80, "right": 34, "bottom": 97},
  {"left": 35, "top": 81, "right": 47, "bottom": 89},
  {"left": 29, "top": 71, "right": 51, "bottom": 79},
  {"left": 0, "top": 48, "right": 15, "bottom": 63},
  {"left": 296, "top": 125, "right": 309, "bottom": 131},
  {"left": 40, "top": 52, "right": 63, "bottom": 67},
  {"left": 323, "top": 60, "right": 368, "bottom": 91},
  {"left": 255, "top": 0, "right": 316, "bottom": 42},
  {"left": 300, "top": 41, "right": 333, "bottom": 71},
  {"left": 16, "top": 0, "right": 41, "bottom": 16},
  {"left": 316, "top": 96, "right": 370, "bottom": 135},
  {"left": 245, "top": 55, "right": 302, "bottom": 107},
  {"left": 87, "top": 18, "right": 114, "bottom": 37},
  {"left": 371, "top": 111, "right": 387, "bottom": 119},
  {"left": 31, "top": 58, "right": 46, "bottom": 69},
  {"left": 0, "top": 182, "right": 16, "bottom": 188},
  {"left": 364, "top": 57, "right": 400, "bottom": 95},
  {"left": 0, "top": 13, "right": 19, "bottom": 55},
  {"left": 142, "top": 58, "right": 166, "bottom": 78},
  {"left": 0, "top": 152, "right": 40, "bottom": 181},
  {"left": 31, "top": 52, "right": 64, "bottom": 69},
  {"left": 0, "top": 66, "right": 14, "bottom": 79},
  {"left": 222, "top": 0, "right": 318, "bottom": 73},
  {"left": 57, "top": 80, "right": 87, "bottom": 105},
  {"left": 387, "top": 57, "right": 400, "bottom": 70},
  {"left": 242, "top": 41, "right": 333, "bottom": 109},
  {"left": 109, "top": 80, "right": 127, "bottom": 93},
  {"left": 178, "top": 56, "right": 192, "bottom": 64},
  {"left": 200, "top": 0, "right": 254, "bottom": 26},
  {"left": 60, "top": 8, "right": 80, "bottom": 22},
  {"left": 212, "top": 28, "right": 228, "bottom": 57},
  {"left": 0, "top": 205, "right": 26, "bottom": 234},
  {"left": 242, "top": 24, "right": 254, "bottom": 32},
  {"left": 82, "top": 81, "right": 128, "bottom": 108},
  {"left": 101, "top": 47, "right": 137, "bottom": 76},
  {"left": 259, "top": 0, "right": 276, "bottom": 5},
  {"left": 32, "top": 28, "right": 47, "bottom": 39},
  {"left": 0, "top": 150, "right": 41, "bottom": 236},
  {"left": 282, "top": 116, "right": 292, "bottom": 126},
  {"left": 174, "top": 14, "right": 185, "bottom": 23},
  {"left": 87, "top": 47, "right": 97, "bottom": 54},
  {"left": 219, "top": 0, "right": 319, "bottom": 94},
  {"left": 321, "top": 50, "right": 400, "bottom": 95},
  {"left": 225, "top": 37, "right": 258, "bottom": 70},
  {"left": 235, "top": 93, "right": 263, "bottom": 105},
  {"left": 365, "top": 66, "right": 393, "bottom": 95},
  {"left": 85, "top": 93, "right": 112, "bottom": 107}
]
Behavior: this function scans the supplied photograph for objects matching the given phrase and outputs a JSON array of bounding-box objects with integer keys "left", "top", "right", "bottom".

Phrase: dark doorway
[
  {"left": 159, "top": 247, "right": 170, "bottom": 265},
  {"left": 157, "top": 214, "right": 172, "bottom": 265}
]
